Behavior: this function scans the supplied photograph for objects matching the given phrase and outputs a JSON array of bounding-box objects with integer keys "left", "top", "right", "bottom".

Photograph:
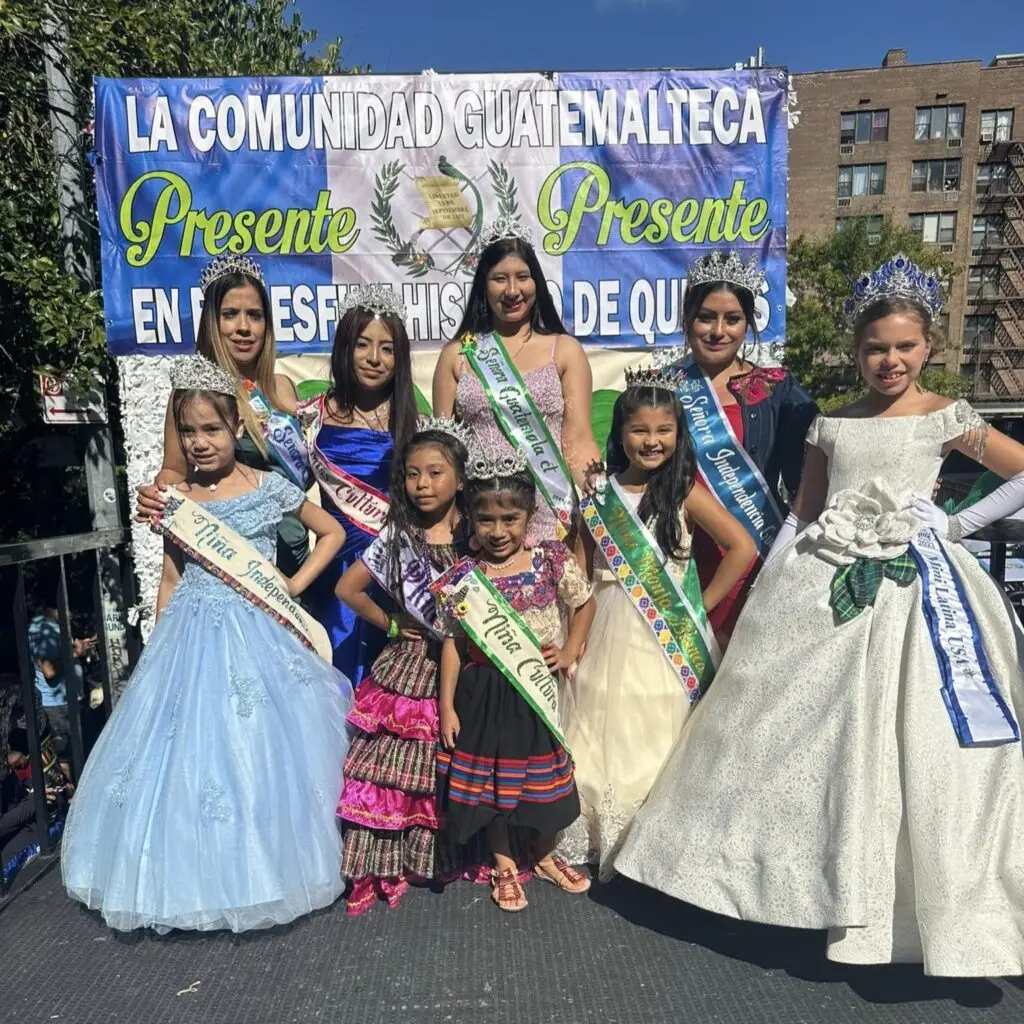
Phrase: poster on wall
[{"left": 94, "top": 69, "right": 789, "bottom": 356}]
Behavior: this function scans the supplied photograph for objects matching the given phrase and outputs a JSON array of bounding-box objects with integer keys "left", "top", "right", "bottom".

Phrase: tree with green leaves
[{"left": 786, "top": 219, "right": 969, "bottom": 411}]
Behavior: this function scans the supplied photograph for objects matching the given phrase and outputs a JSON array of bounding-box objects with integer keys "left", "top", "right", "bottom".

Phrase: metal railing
[{"left": 0, "top": 529, "right": 138, "bottom": 900}]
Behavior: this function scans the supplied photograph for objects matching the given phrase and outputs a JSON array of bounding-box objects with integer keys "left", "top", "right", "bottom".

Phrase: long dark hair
[
  {"left": 329, "top": 307, "right": 418, "bottom": 451},
  {"left": 681, "top": 280, "right": 760, "bottom": 346},
  {"left": 383, "top": 429, "right": 469, "bottom": 595},
  {"left": 454, "top": 238, "right": 566, "bottom": 339},
  {"left": 606, "top": 387, "right": 696, "bottom": 559}
]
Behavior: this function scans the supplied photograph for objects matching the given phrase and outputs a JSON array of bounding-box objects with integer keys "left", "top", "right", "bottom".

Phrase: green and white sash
[
  {"left": 581, "top": 479, "right": 719, "bottom": 701},
  {"left": 461, "top": 332, "right": 575, "bottom": 533},
  {"left": 432, "top": 559, "right": 568, "bottom": 749},
  {"left": 155, "top": 490, "right": 332, "bottom": 663}
]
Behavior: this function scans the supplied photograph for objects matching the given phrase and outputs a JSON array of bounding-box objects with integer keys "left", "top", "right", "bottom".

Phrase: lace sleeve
[
  {"left": 263, "top": 472, "right": 306, "bottom": 514},
  {"left": 942, "top": 400, "right": 988, "bottom": 461},
  {"left": 555, "top": 551, "right": 593, "bottom": 611}
]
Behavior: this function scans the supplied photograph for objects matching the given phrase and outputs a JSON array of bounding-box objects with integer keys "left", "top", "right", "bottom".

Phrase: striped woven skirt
[{"left": 436, "top": 662, "right": 580, "bottom": 846}]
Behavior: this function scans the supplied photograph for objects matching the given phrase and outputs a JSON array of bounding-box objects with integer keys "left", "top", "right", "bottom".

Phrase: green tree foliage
[{"left": 785, "top": 219, "right": 968, "bottom": 407}]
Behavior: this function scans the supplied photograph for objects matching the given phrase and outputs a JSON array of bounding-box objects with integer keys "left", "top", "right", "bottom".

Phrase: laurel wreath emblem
[{"left": 371, "top": 158, "right": 520, "bottom": 280}]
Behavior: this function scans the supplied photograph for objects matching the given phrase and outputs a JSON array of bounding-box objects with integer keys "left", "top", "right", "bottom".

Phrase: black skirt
[{"left": 436, "top": 662, "right": 579, "bottom": 846}]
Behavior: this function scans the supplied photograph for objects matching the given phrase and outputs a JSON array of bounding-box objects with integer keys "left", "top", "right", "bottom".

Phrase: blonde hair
[{"left": 196, "top": 271, "right": 283, "bottom": 458}]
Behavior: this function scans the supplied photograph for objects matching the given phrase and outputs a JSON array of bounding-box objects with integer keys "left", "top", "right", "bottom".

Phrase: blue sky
[{"left": 295, "top": 0, "right": 1022, "bottom": 76}]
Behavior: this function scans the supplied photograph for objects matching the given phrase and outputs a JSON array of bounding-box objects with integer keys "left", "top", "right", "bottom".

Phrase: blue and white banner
[{"left": 95, "top": 70, "right": 788, "bottom": 356}]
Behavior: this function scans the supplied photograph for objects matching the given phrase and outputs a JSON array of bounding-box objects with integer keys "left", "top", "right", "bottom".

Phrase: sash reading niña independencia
[
  {"left": 461, "top": 332, "right": 575, "bottom": 530},
  {"left": 432, "top": 559, "right": 568, "bottom": 749},
  {"left": 676, "top": 358, "right": 782, "bottom": 554},
  {"left": 156, "top": 491, "right": 332, "bottom": 662}
]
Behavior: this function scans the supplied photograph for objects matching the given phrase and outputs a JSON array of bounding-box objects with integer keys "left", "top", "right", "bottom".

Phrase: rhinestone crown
[
  {"left": 476, "top": 212, "right": 533, "bottom": 255},
  {"left": 465, "top": 448, "right": 530, "bottom": 481},
  {"left": 415, "top": 415, "right": 475, "bottom": 450},
  {"left": 169, "top": 355, "right": 239, "bottom": 396},
  {"left": 843, "top": 251, "right": 944, "bottom": 327},
  {"left": 687, "top": 249, "right": 766, "bottom": 296},
  {"left": 624, "top": 364, "right": 685, "bottom": 392},
  {"left": 199, "top": 254, "right": 264, "bottom": 294},
  {"left": 338, "top": 283, "right": 408, "bottom": 322}
]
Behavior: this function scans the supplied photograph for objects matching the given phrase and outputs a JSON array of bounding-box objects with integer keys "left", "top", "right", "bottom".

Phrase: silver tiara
[
  {"left": 416, "top": 415, "right": 475, "bottom": 450},
  {"left": 649, "top": 345, "right": 688, "bottom": 369},
  {"left": 687, "top": 250, "right": 766, "bottom": 296},
  {"left": 199, "top": 254, "right": 263, "bottom": 294},
  {"left": 476, "top": 212, "right": 533, "bottom": 255},
  {"left": 843, "top": 252, "right": 944, "bottom": 327},
  {"left": 465, "top": 448, "right": 530, "bottom": 480},
  {"left": 338, "top": 283, "right": 407, "bottom": 322},
  {"left": 169, "top": 355, "right": 239, "bottom": 396},
  {"left": 624, "top": 364, "right": 684, "bottom": 392}
]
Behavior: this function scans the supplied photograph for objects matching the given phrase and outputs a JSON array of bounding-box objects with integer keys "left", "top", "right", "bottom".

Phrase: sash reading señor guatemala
[
  {"left": 155, "top": 491, "right": 332, "bottom": 663},
  {"left": 362, "top": 526, "right": 444, "bottom": 640},
  {"left": 242, "top": 380, "right": 310, "bottom": 489},
  {"left": 301, "top": 394, "right": 389, "bottom": 537},
  {"left": 461, "top": 332, "right": 575, "bottom": 533},
  {"left": 581, "top": 479, "right": 720, "bottom": 701},
  {"left": 431, "top": 559, "right": 568, "bottom": 749},
  {"left": 908, "top": 528, "right": 1019, "bottom": 747},
  {"left": 676, "top": 359, "right": 783, "bottom": 555}
]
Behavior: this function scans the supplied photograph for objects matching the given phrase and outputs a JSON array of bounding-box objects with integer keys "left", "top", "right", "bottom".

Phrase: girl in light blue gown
[{"left": 62, "top": 356, "right": 353, "bottom": 933}]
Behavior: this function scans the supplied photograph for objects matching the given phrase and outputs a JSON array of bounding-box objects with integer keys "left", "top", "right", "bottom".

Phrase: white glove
[
  {"left": 764, "top": 512, "right": 807, "bottom": 566},
  {"left": 946, "top": 470, "right": 1024, "bottom": 542},
  {"left": 910, "top": 494, "right": 950, "bottom": 537}
]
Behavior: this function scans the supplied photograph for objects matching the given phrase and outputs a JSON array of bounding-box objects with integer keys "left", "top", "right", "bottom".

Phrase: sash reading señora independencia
[
  {"left": 676, "top": 359, "right": 783, "bottom": 554},
  {"left": 432, "top": 559, "right": 568, "bottom": 749},
  {"left": 301, "top": 394, "right": 389, "bottom": 537},
  {"left": 243, "top": 380, "right": 310, "bottom": 489},
  {"left": 156, "top": 491, "right": 332, "bottom": 663},
  {"left": 581, "top": 479, "right": 719, "bottom": 701},
  {"left": 362, "top": 526, "right": 444, "bottom": 640},
  {"left": 908, "top": 528, "right": 1019, "bottom": 747},
  {"left": 461, "top": 332, "right": 575, "bottom": 531}
]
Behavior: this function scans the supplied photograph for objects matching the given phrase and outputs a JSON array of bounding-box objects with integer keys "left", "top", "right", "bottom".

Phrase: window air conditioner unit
[
  {"left": 981, "top": 131, "right": 994, "bottom": 143},
  {"left": 867, "top": 234, "right": 881, "bottom": 244},
  {"left": 940, "top": 243, "right": 955, "bottom": 253},
  {"left": 839, "top": 144, "right": 855, "bottom": 155},
  {"left": 948, "top": 137, "right": 963, "bottom": 148},
  {"left": 837, "top": 197, "right": 852, "bottom": 207}
]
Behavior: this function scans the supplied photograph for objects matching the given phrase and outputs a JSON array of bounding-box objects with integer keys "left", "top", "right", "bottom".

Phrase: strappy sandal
[
  {"left": 533, "top": 856, "right": 591, "bottom": 895},
  {"left": 490, "top": 867, "right": 528, "bottom": 912}
]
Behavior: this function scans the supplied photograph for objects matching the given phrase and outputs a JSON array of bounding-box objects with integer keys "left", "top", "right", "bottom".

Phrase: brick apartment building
[{"left": 790, "top": 48, "right": 1024, "bottom": 409}]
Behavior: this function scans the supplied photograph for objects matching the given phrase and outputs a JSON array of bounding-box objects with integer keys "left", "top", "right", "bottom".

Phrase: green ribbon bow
[{"left": 829, "top": 553, "right": 919, "bottom": 624}]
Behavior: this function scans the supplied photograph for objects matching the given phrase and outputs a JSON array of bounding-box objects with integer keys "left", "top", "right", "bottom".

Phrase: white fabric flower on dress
[{"left": 805, "top": 480, "right": 920, "bottom": 566}]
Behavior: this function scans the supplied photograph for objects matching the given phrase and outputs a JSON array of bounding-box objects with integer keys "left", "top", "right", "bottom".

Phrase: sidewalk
[{"left": 3, "top": 866, "right": 1022, "bottom": 1024}]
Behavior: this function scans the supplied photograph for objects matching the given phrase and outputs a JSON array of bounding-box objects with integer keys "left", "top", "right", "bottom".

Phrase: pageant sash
[
  {"left": 581, "top": 480, "right": 719, "bottom": 701},
  {"left": 432, "top": 559, "right": 567, "bottom": 748},
  {"left": 909, "top": 528, "right": 1019, "bottom": 746},
  {"left": 242, "top": 380, "right": 310, "bottom": 489},
  {"left": 362, "top": 526, "right": 444, "bottom": 639},
  {"left": 155, "top": 491, "right": 332, "bottom": 663},
  {"left": 676, "top": 358, "right": 783, "bottom": 554},
  {"left": 461, "top": 332, "right": 575, "bottom": 531},
  {"left": 301, "top": 395, "right": 389, "bottom": 536}
]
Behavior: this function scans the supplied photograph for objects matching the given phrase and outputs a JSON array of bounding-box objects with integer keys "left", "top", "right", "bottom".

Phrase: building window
[
  {"left": 968, "top": 266, "right": 1001, "bottom": 299},
  {"left": 909, "top": 212, "right": 957, "bottom": 244},
  {"left": 915, "top": 104, "right": 965, "bottom": 141},
  {"left": 980, "top": 109, "right": 1014, "bottom": 142},
  {"left": 840, "top": 109, "right": 889, "bottom": 144},
  {"left": 976, "top": 163, "right": 1010, "bottom": 194},
  {"left": 963, "top": 314, "right": 996, "bottom": 349},
  {"left": 836, "top": 215, "right": 884, "bottom": 235},
  {"left": 837, "top": 163, "right": 887, "bottom": 197},
  {"left": 972, "top": 215, "right": 1005, "bottom": 248},
  {"left": 911, "top": 158, "right": 962, "bottom": 192}
]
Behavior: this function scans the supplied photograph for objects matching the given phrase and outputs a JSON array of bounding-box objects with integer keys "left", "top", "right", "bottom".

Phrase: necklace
[
  {"left": 350, "top": 399, "right": 390, "bottom": 432},
  {"left": 485, "top": 551, "right": 525, "bottom": 572},
  {"left": 509, "top": 328, "right": 534, "bottom": 360}
]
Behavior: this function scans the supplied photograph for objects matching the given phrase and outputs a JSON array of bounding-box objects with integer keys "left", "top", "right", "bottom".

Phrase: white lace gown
[
  {"left": 615, "top": 401, "right": 1024, "bottom": 977},
  {"left": 559, "top": 492, "right": 695, "bottom": 878}
]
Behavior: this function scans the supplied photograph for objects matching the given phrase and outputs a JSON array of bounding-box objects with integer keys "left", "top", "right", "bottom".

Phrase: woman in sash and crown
[
  {"left": 653, "top": 250, "right": 819, "bottom": 639},
  {"left": 301, "top": 286, "right": 419, "bottom": 680},
  {"left": 616, "top": 254, "right": 1024, "bottom": 977},
  {"left": 63, "top": 356, "right": 353, "bottom": 933},
  {"left": 435, "top": 451, "right": 597, "bottom": 912},
  {"left": 560, "top": 366, "right": 755, "bottom": 878},
  {"left": 432, "top": 214, "right": 603, "bottom": 542},
  {"left": 333, "top": 417, "right": 476, "bottom": 914},
  {"left": 135, "top": 255, "right": 310, "bottom": 579}
]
